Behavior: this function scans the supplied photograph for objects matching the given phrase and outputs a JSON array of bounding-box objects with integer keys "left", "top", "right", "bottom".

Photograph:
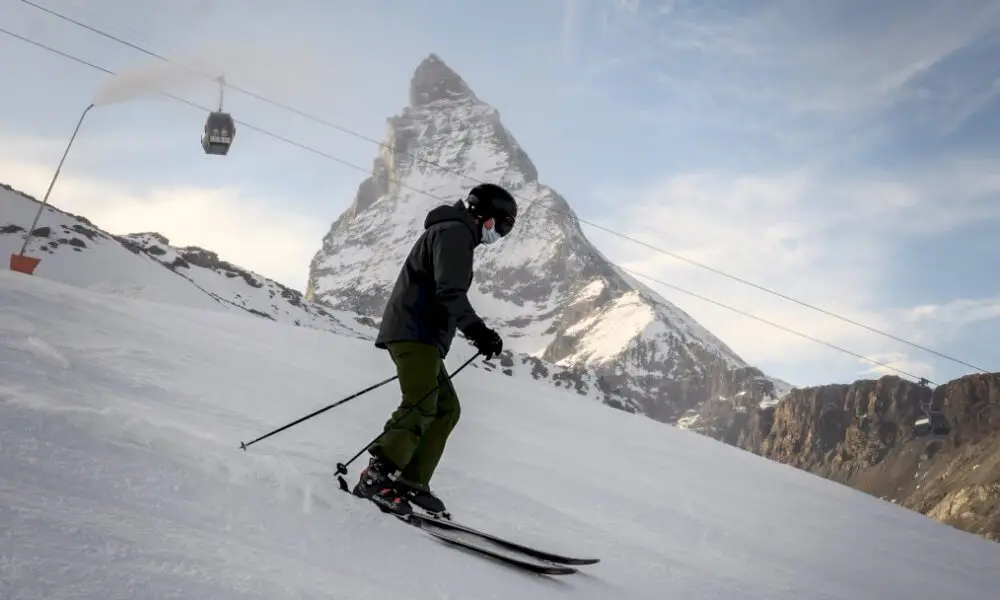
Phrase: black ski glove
[{"left": 463, "top": 321, "right": 503, "bottom": 359}]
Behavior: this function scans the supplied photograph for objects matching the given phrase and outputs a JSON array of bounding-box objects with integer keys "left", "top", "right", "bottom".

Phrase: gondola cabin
[
  {"left": 202, "top": 111, "right": 235, "bottom": 156},
  {"left": 913, "top": 410, "right": 951, "bottom": 437}
]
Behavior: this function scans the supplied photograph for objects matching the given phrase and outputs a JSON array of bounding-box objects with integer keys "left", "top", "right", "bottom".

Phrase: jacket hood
[{"left": 424, "top": 200, "right": 481, "bottom": 243}]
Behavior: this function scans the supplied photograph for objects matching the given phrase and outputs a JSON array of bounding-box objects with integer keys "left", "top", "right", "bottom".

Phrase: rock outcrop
[{"left": 699, "top": 373, "right": 1000, "bottom": 542}]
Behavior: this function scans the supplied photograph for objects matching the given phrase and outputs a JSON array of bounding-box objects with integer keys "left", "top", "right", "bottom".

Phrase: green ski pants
[{"left": 369, "top": 341, "right": 461, "bottom": 490}]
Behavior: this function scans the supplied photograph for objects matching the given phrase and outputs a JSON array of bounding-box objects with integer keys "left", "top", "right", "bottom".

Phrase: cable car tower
[{"left": 202, "top": 75, "right": 235, "bottom": 156}]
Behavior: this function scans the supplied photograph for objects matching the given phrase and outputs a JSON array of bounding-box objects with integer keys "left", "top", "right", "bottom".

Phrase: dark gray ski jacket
[{"left": 374, "top": 201, "right": 484, "bottom": 357}]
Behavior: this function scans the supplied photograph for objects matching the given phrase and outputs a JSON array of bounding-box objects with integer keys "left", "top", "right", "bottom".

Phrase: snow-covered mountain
[
  {"left": 0, "top": 182, "right": 623, "bottom": 408},
  {"left": 307, "top": 53, "right": 791, "bottom": 422}
]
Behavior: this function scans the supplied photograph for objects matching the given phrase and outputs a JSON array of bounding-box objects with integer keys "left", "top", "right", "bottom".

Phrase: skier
[{"left": 353, "top": 183, "right": 517, "bottom": 517}]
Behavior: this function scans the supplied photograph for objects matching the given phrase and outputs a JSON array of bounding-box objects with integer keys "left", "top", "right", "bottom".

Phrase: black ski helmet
[{"left": 466, "top": 183, "right": 517, "bottom": 237}]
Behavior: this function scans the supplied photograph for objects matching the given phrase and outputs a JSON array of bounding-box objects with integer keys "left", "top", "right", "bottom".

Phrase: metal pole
[
  {"left": 239, "top": 372, "right": 399, "bottom": 451},
  {"left": 18, "top": 103, "right": 95, "bottom": 255}
]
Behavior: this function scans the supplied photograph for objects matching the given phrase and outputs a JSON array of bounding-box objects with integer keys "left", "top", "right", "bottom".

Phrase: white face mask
[{"left": 481, "top": 224, "right": 501, "bottom": 245}]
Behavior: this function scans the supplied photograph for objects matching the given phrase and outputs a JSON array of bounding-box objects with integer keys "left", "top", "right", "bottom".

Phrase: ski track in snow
[{"left": 2, "top": 270, "right": 999, "bottom": 599}]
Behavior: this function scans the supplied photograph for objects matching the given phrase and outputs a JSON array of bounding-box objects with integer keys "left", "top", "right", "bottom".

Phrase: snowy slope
[
  {"left": 3, "top": 270, "right": 999, "bottom": 599},
  {"left": 307, "top": 54, "right": 790, "bottom": 422},
  {"left": 0, "top": 182, "right": 377, "bottom": 339}
]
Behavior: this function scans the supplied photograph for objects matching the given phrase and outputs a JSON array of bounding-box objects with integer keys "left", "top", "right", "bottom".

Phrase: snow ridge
[{"left": 307, "top": 54, "right": 789, "bottom": 421}]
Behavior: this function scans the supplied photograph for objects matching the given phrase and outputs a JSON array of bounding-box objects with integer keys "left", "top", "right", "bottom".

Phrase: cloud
[
  {"left": 556, "top": 0, "right": 1000, "bottom": 152},
  {"left": 91, "top": 60, "right": 209, "bottom": 108},
  {"left": 588, "top": 163, "right": 1000, "bottom": 385},
  {"left": 559, "top": 0, "right": 580, "bottom": 63},
  {"left": 612, "top": 0, "right": 642, "bottom": 13},
  {"left": 859, "top": 351, "right": 936, "bottom": 382},
  {"left": 904, "top": 297, "right": 1000, "bottom": 328},
  {"left": 591, "top": 170, "right": 886, "bottom": 360},
  {"left": 769, "top": 0, "right": 1000, "bottom": 114},
  {"left": 0, "top": 142, "right": 326, "bottom": 291}
]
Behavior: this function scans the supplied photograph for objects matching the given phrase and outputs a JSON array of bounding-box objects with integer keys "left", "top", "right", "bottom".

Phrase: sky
[{"left": 1, "top": 0, "right": 999, "bottom": 388}]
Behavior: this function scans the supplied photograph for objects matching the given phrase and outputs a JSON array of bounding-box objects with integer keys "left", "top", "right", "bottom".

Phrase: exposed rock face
[
  {"left": 306, "top": 53, "right": 790, "bottom": 420},
  {"left": 699, "top": 373, "right": 1000, "bottom": 542},
  {"left": 409, "top": 53, "right": 480, "bottom": 109}
]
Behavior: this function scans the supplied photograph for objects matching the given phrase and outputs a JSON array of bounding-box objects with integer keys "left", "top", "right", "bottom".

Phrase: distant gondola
[
  {"left": 202, "top": 75, "right": 235, "bottom": 156},
  {"left": 913, "top": 409, "right": 951, "bottom": 437},
  {"left": 202, "top": 111, "right": 235, "bottom": 155}
]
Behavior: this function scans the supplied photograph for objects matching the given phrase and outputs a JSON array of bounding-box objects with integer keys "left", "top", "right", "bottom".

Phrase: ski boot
[
  {"left": 352, "top": 457, "right": 412, "bottom": 517},
  {"left": 399, "top": 483, "right": 450, "bottom": 520}
]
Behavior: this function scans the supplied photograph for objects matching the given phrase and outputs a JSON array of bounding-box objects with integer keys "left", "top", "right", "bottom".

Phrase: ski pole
[
  {"left": 239, "top": 373, "right": 399, "bottom": 451},
  {"left": 335, "top": 351, "right": 481, "bottom": 492}
]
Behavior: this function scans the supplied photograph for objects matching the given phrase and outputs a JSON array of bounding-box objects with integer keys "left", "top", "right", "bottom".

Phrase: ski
[
  {"left": 415, "top": 523, "right": 579, "bottom": 575},
  {"left": 404, "top": 511, "right": 601, "bottom": 566},
  {"left": 336, "top": 472, "right": 598, "bottom": 574}
]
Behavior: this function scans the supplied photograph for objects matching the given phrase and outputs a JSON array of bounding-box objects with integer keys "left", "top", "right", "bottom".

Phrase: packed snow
[{"left": 3, "top": 270, "right": 999, "bottom": 599}]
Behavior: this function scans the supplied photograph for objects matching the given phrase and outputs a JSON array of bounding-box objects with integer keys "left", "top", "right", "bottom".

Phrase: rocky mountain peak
[
  {"left": 409, "top": 53, "right": 476, "bottom": 108},
  {"left": 308, "top": 52, "right": 788, "bottom": 422}
]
